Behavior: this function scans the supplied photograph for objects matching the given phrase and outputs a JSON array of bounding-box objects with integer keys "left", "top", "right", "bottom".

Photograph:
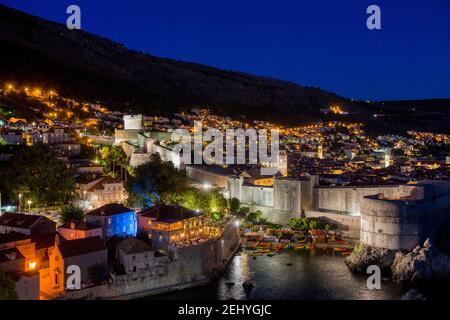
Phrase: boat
[
  {"left": 336, "top": 239, "right": 351, "bottom": 245},
  {"left": 250, "top": 252, "right": 263, "bottom": 257},
  {"left": 294, "top": 245, "right": 305, "bottom": 250},
  {"left": 333, "top": 247, "right": 349, "bottom": 252}
]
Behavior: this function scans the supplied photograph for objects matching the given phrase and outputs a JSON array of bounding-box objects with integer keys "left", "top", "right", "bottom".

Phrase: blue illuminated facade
[{"left": 86, "top": 203, "right": 137, "bottom": 240}]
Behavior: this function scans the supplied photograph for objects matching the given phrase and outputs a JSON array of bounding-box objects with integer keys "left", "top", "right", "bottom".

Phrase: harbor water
[{"left": 153, "top": 249, "right": 403, "bottom": 300}]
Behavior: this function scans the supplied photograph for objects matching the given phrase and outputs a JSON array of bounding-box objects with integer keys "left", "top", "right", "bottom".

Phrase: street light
[
  {"left": 83, "top": 190, "right": 87, "bottom": 208},
  {"left": 18, "top": 194, "right": 22, "bottom": 212},
  {"left": 27, "top": 200, "right": 32, "bottom": 214}
]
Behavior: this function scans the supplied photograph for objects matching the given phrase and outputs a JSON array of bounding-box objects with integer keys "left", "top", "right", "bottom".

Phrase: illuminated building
[
  {"left": 46, "top": 236, "right": 107, "bottom": 294},
  {"left": 86, "top": 203, "right": 137, "bottom": 239},
  {"left": 116, "top": 238, "right": 168, "bottom": 274},
  {"left": 137, "top": 205, "right": 204, "bottom": 250},
  {"left": 57, "top": 221, "right": 103, "bottom": 240},
  {"left": 78, "top": 176, "right": 127, "bottom": 209}
]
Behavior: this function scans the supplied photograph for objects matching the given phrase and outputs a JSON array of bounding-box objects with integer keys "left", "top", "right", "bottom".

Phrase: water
[{"left": 154, "top": 249, "right": 403, "bottom": 300}]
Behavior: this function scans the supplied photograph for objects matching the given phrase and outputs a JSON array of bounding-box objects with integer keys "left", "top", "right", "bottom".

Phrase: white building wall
[{"left": 123, "top": 115, "right": 143, "bottom": 130}]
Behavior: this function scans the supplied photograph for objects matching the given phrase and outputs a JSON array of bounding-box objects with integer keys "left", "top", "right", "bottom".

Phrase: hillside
[
  {"left": 0, "top": 4, "right": 449, "bottom": 133},
  {"left": 0, "top": 4, "right": 355, "bottom": 123}
]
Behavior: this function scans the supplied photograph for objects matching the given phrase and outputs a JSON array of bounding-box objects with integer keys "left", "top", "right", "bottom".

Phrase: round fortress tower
[{"left": 360, "top": 194, "right": 423, "bottom": 250}]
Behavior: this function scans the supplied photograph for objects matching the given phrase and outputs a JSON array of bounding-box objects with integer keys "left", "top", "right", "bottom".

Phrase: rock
[
  {"left": 345, "top": 241, "right": 396, "bottom": 275},
  {"left": 401, "top": 289, "right": 426, "bottom": 300},
  {"left": 243, "top": 280, "right": 255, "bottom": 291},
  {"left": 391, "top": 239, "right": 450, "bottom": 285}
]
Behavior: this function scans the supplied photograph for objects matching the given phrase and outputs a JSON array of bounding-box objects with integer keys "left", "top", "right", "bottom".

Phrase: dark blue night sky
[{"left": 2, "top": 0, "right": 449, "bottom": 100}]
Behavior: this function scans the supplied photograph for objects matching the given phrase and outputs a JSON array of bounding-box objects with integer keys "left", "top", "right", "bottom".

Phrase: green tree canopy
[
  {"left": 228, "top": 198, "right": 241, "bottom": 214},
  {"left": 59, "top": 204, "right": 86, "bottom": 224},
  {"left": 100, "top": 145, "right": 129, "bottom": 180},
  {"left": 176, "top": 187, "right": 228, "bottom": 217},
  {"left": 247, "top": 210, "right": 263, "bottom": 223},
  {"left": 0, "top": 269, "right": 18, "bottom": 300},
  {"left": 289, "top": 217, "right": 333, "bottom": 231},
  {"left": 5, "top": 144, "right": 75, "bottom": 207},
  {"left": 126, "top": 153, "right": 188, "bottom": 208}
]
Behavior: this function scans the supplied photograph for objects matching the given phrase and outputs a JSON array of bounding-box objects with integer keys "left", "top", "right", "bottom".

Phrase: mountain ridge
[
  {"left": 0, "top": 4, "right": 358, "bottom": 123},
  {"left": 1, "top": 4, "right": 450, "bottom": 133}
]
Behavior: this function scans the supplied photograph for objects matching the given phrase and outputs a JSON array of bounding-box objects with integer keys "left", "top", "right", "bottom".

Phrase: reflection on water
[{"left": 154, "top": 249, "right": 403, "bottom": 300}]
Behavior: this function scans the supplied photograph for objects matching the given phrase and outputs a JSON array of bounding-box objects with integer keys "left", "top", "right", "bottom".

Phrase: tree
[
  {"left": 228, "top": 198, "right": 240, "bottom": 214},
  {"left": 100, "top": 145, "right": 129, "bottom": 180},
  {"left": 59, "top": 204, "right": 85, "bottom": 224},
  {"left": 176, "top": 187, "right": 206, "bottom": 212},
  {"left": 0, "top": 269, "right": 18, "bottom": 300},
  {"left": 289, "top": 217, "right": 328, "bottom": 231},
  {"left": 247, "top": 210, "right": 263, "bottom": 223},
  {"left": 206, "top": 188, "right": 228, "bottom": 215},
  {"left": 125, "top": 153, "right": 188, "bottom": 209},
  {"left": 5, "top": 144, "right": 75, "bottom": 207},
  {"left": 237, "top": 207, "right": 250, "bottom": 220}
]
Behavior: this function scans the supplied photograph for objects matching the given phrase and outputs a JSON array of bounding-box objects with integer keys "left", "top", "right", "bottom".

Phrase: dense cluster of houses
[{"left": 0, "top": 201, "right": 212, "bottom": 299}]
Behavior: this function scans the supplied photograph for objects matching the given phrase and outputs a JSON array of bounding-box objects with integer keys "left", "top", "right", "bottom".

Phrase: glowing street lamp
[
  {"left": 27, "top": 200, "right": 32, "bottom": 214},
  {"left": 83, "top": 190, "right": 87, "bottom": 208},
  {"left": 28, "top": 261, "right": 37, "bottom": 270},
  {"left": 18, "top": 194, "right": 22, "bottom": 212},
  {"left": 202, "top": 183, "right": 211, "bottom": 190}
]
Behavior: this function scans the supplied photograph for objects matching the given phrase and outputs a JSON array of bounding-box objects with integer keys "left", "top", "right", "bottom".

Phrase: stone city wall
[
  {"left": 229, "top": 177, "right": 274, "bottom": 207},
  {"left": 304, "top": 210, "right": 360, "bottom": 240},
  {"left": 58, "top": 219, "right": 240, "bottom": 300},
  {"left": 186, "top": 165, "right": 230, "bottom": 189},
  {"left": 314, "top": 185, "right": 423, "bottom": 214},
  {"left": 129, "top": 153, "right": 152, "bottom": 168}
]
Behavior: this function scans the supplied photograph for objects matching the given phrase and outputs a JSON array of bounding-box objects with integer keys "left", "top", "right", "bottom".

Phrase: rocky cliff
[
  {"left": 391, "top": 239, "right": 450, "bottom": 285},
  {"left": 344, "top": 241, "right": 396, "bottom": 276},
  {"left": 346, "top": 238, "right": 450, "bottom": 299}
]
